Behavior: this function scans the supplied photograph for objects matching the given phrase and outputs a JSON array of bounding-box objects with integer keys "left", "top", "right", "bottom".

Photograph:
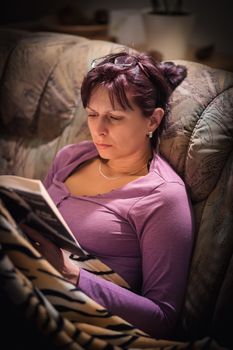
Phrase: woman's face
[{"left": 86, "top": 86, "right": 155, "bottom": 160}]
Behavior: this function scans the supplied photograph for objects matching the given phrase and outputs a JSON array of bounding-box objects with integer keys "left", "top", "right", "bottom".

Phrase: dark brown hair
[{"left": 81, "top": 51, "right": 187, "bottom": 149}]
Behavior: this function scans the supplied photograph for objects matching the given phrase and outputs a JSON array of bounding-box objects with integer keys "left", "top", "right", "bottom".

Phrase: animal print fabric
[{"left": 0, "top": 202, "right": 225, "bottom": 349}]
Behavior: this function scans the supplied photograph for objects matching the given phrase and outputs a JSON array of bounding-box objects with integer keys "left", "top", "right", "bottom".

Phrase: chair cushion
[
  {"left": 160, "top": 60, "right": 233, "bottom": 347},
  {"left": 160, "top": 60, "right": 233, "bottom": 203},
  {"left": 0, "top": 29, "right": 88, "bottom": 140}
]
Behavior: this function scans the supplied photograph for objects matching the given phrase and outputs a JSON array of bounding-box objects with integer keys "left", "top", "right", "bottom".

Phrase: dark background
[{"left": 1, "top": 0, "right": 233, "bottom": 56}]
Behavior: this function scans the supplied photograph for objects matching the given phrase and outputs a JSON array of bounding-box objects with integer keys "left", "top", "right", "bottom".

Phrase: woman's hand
[{"left": 21, "top": 224, "right": 80, "bottom": 285}]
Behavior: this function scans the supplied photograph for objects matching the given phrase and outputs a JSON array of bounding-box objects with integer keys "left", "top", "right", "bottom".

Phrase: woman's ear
[{"left": 148, "top": 108, "right": 164, "bottom": 132}]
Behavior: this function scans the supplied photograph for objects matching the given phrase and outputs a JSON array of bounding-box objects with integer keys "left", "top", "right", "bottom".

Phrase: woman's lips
[{"left": 95, "top": 143, "right": 112, "bottom": 149}]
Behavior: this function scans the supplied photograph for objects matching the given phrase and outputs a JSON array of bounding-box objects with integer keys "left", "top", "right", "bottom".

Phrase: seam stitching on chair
[
  {"left": 184, "top": 84, "right": 233, "bottom": 177},
  {"left": 30, "top": 41, "right": 81, "bottom": 133},
  {"left": 30, "top": 40, "right": 89, "bottom": 134},
  {"left": 0, "top": 32, "right": 32, "bottom": 113}
]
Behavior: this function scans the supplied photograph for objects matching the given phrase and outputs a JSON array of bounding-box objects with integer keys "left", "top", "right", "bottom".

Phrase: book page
[{"left": 0, "top": 175, "right": 86, "bottom": 256}]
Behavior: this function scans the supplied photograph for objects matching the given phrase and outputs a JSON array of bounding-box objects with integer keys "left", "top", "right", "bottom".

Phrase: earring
[{"left": 147, "top": 131, "right": 153, "bottom": 139}]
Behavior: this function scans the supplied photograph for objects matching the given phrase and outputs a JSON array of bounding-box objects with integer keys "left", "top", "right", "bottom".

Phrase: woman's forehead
[{"left": 89, "top": 85, "right": 135, "bottom": 111}]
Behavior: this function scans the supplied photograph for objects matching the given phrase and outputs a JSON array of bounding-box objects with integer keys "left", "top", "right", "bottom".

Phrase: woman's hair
[{"left": 81, "top": 51, "right": 187, "bottom": 149}]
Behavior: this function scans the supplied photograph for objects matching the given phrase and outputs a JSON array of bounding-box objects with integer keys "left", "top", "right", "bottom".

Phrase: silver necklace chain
[{"left": 98, "top": 160, "right": 148, "bottom": 180}]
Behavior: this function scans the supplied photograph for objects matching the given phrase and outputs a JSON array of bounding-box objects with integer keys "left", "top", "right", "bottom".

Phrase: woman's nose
[{"left": 95, "top": 118, "right": 108, "bottom": 136}]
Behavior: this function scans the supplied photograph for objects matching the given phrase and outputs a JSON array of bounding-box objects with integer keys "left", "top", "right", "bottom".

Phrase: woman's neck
[{"left": 100, "top": 149, "right": 153, "bottom": 177}]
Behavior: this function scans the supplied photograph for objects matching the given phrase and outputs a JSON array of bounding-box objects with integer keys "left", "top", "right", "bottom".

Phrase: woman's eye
[
  {"left": 87, "top": 114, "right": 97, "bottom": 117},
  {"left": 109, "top": 115, "right": 122, "bottom": 121}
]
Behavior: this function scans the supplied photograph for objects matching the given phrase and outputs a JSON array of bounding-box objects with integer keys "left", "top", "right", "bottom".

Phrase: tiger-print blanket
[{"left": 0, "top": 201, "right": 226, "bottom": 349}]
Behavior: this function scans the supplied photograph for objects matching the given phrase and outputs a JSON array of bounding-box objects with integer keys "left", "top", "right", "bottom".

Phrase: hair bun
[{"left": 159, "top": 61, "right": 187, "bottom": 90}]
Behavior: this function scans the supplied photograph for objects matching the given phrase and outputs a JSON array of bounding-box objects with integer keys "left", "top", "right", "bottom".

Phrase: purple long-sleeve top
[{"left": 43, "top": 141, "right": 194, "bottom": 339}]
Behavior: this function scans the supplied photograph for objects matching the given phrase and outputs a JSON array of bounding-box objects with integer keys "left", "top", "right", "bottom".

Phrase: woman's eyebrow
[
  {"left": 86, "top": 105, "right": 95, "bottom": 111},
  {"left": 87, "top": 105, "right": 125, "bottom": 113}
]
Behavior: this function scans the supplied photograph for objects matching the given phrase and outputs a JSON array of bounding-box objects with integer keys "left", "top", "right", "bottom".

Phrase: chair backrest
[
  {"left": 160, "top": 61, "right": 233, "bottom": 347},
  {"left": 0, "top": 28, "right": 121, "bottom": 178}
]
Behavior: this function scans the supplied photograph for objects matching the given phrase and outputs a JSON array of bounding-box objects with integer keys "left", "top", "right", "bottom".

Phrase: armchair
[{"left": 0, "top": 28, "right": 232, "bottom": 349}]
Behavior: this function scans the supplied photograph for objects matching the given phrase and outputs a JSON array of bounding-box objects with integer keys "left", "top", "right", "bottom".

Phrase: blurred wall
[
  {"left": 78, "top": 0, "right": 233, "bottom": 54},
  {"left": 1, "top": 0, "right": 233, "bottom": 54}
]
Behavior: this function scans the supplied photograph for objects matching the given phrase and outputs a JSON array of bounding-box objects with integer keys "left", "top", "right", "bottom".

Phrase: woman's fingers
[
  {"left": 20, "top": 224, "right": 58, "bottom": 250},
  {"left": 20, "top": 223, "right": 79, "bottom": 284}
]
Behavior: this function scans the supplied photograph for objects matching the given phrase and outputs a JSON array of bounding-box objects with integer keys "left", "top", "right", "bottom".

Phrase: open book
[{"left": 0, "top": 175, "right": 86, "bottom": 256}]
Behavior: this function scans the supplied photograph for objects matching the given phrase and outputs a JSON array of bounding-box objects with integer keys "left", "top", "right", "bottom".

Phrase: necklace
[{"left": 98, "top": 159, "right": 148, "bottom": 180}]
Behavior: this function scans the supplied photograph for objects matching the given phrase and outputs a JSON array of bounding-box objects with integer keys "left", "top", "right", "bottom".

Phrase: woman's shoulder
[
  {"left": 129, "top": 153, "right": 190, "bottom": 212},
  {"left": 129, "top": 156, "right": 193, "bottom": 234},
  {"left": 151, "top": 153, "right": 185, "bottom": 187},
  {"left": 55, "top": 140, "right": 96, "bottom": 165},
  {"left": 44, "top": 141, "right": 97, "bottom": 186}
]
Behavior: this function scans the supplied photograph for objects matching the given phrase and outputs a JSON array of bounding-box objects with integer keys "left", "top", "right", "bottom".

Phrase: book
[{"left": 0, "top": 175, "right": 86, "bottom": 256}]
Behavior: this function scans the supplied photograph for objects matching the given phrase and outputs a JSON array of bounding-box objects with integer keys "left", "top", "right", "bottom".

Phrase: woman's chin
[{"left": 95, "top": 144, "right": 113, "bottom": 157}]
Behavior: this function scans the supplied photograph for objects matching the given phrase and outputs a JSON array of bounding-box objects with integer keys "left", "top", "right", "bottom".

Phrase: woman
[{"left": 27, "top": 52, "right": 194, "bottom": 339}]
